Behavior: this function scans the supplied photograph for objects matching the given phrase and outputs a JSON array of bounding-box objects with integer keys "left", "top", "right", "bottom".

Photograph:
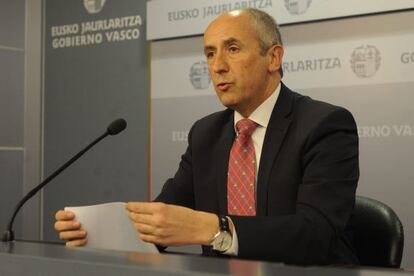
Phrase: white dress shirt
[{"left": 224, "top": 83, "right": 281, "bottom": 255}]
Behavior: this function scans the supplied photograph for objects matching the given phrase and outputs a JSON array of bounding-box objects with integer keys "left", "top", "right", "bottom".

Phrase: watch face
[{"left": 213, "top": 231, "right": 232, "bottom": 252}]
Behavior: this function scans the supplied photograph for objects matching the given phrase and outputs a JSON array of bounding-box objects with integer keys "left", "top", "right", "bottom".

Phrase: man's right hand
[{"left": 54, "top": 210, "right": 87, "bottom": 247}]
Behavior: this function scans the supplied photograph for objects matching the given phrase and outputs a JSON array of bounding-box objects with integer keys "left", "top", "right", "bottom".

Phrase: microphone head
[{"left": 107, "top": 118, "right": 127, "bottom": 135}]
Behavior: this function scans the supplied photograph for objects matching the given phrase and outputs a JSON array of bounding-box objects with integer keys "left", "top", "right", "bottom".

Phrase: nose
[{"left": 211, "top": 51, "right": 229, "bottom": 74}]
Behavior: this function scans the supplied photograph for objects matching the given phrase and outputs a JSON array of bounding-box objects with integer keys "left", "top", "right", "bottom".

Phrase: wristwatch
[{"left": 211, "top": 215, "right": 232, "bottom": 252}]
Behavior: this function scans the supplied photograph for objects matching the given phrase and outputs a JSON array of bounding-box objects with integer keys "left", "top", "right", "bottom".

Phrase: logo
[
  {"left": 189, "top": 61, "right": 211, "bottom": 89},
  {"left": 284, "top": 0, "right": 312, "bottom": 15},
  {"left": 83, "top": 0, "right": 106, "bottom": 14},
  {"left": 350, "top": 45, "right": 381, "bottom": 78}
]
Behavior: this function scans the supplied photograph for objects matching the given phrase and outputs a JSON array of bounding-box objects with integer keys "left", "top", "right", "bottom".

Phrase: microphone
[{"left": 2, "top": 118, "right": 127, "bottom": 242}]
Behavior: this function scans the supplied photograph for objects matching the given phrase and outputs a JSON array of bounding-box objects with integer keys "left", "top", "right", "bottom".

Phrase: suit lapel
[
  {"left": 256, "top": 83, "right": 294, "bottom": 216},
  {"left": 215, "top": 112, "right": 235, "bottom": 215}
]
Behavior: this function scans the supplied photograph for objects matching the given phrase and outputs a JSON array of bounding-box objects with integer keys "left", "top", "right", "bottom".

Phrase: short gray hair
[{"left": 242, "top": 8, "right": 284, "bottom": 77}]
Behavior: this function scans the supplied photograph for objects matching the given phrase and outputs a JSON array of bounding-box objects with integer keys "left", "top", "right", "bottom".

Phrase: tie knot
[{"left": 236, "top": 118, "right": 257, "bottom": 137}]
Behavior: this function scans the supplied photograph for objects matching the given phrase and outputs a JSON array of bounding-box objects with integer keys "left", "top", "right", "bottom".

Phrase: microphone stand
[{"left": 2, "top": 132, "right": 109, "bottom": 242}]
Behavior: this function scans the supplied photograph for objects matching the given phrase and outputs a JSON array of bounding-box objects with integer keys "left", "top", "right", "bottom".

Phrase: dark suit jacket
[{"left": 155, "top": 83, "right": 359, "bottom": 265}]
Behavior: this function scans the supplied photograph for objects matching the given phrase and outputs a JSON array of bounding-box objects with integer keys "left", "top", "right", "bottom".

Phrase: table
[{"left": 1, "top": 240, "right": 413, "bottom": 276}]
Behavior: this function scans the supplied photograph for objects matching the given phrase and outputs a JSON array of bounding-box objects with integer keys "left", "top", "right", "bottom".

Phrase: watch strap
[{"left": 218, "top": 215, "right": 230, "bottom": 232}]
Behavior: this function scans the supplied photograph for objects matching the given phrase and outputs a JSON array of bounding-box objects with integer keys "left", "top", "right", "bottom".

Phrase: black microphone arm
[{"left": 2, "top": 118, "right": 127, "bottom": 242}]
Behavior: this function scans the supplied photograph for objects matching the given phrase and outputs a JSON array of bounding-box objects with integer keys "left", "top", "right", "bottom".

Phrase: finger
[
  {"left": 59, "top": 230, "right": 87, "bottom": 241},
  {"left": 126, "top": 202, "right": 165, "bottom": 214},
  {"left": 127, "top": 212, "right": 153, "bottom": 224},
  {"left": 55, "top": 210, "right": 75, "bottom": 221},
  {"left": 66, "top": 238, "right": 87, "bottom": 247},
  {"left": 133, "top": 222, "right": 157, "bottom": 235},
  {"left": 54, "top": 220, "right": 81, "bottom": 231},
  {"left": 138, "top": 233, "right": 160, "bottom": 245},
  {"left": 138, "top": 234, "right": 173, "bottom": 247}
]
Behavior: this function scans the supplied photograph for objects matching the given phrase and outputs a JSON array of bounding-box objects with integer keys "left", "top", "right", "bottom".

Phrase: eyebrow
[
  {"left": 204, "top": 37, "right": 243, "bottom": 54},
  {"left": 223, "top": 37, "right": 242, "bottom": 47}
]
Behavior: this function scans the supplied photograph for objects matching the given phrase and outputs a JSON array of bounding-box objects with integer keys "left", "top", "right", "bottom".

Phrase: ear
[{"left": 268, "top": 45, "right": 284, "bottom": 74}]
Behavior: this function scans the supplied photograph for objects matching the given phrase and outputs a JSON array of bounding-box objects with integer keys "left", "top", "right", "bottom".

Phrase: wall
[
  {"left": 1, "top": 0, "right": 151, "bottom": 241},
  {"left": 0, "top": 0, "right": 26, "bottom": 238}
]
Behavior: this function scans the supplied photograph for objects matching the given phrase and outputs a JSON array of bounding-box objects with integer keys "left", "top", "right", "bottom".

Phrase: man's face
[{"left": 203, "top": 12, "right": 276, "bottom": 117}]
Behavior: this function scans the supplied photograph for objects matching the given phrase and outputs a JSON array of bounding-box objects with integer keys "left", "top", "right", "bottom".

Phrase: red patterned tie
[{"left": 227, "top": 118, "right": 258, "bottom": 216}]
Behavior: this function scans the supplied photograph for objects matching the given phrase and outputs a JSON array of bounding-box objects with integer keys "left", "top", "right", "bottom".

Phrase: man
[{"left": 55, "top": 8, "right": 359, "bottom": 265}]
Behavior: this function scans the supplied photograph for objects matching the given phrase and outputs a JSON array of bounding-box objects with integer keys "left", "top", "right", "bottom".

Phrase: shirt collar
[{"left": 234, "top": 83, "right": 281, "bottom": 131}]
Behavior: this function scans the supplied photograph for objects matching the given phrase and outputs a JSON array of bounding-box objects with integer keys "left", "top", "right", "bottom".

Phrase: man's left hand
[{"left": 126, "top": 202, "right": 218, "bottom": 247}]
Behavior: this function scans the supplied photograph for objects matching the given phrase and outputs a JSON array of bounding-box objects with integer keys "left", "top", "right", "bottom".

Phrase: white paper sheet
[{"left": 65, "top": 202, "right": 158, "bottom": 253}]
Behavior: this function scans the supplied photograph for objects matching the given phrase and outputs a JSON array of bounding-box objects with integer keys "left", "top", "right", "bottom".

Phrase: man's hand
[
  {"left": 54, "top": 210, "right": 87, "bottom": 247},
  {"left": 126, "top": 202, "right": 218, "bottom": 247}
]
